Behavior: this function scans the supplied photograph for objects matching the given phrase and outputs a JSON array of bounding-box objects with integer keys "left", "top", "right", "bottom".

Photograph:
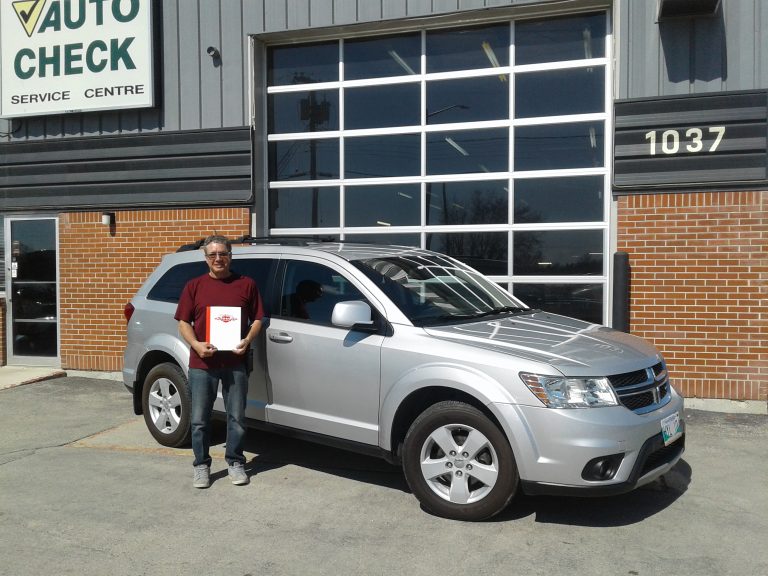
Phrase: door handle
[{"left": 268, "top": 332, "right": 294, "bottom": 343}]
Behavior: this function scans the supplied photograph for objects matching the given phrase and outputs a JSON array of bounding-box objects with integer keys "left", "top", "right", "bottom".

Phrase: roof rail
[{"left": 176, "top": 235, "right": 336, "bottom": 252}]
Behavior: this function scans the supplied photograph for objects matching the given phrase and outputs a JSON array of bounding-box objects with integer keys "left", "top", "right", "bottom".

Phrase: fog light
[{"left": 582, "top": 453, "right": 624, "bottom": 481}]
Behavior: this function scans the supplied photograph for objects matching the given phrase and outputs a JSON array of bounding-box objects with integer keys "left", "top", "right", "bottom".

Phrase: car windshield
[{"left": 351, "top": 251, "right": 531, "bottom": 326}]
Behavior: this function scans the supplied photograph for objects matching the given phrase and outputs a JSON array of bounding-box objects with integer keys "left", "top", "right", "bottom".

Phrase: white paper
[{"left": 206, "top": 306, "right": 242, "bottom": 351}]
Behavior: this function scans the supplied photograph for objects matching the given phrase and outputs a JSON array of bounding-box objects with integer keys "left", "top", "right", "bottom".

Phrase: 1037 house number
[{"left": 644, "top": 126, "right": 726, "bottom": 155}]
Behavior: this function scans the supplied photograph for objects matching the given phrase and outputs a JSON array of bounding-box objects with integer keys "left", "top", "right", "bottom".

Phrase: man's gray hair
[{"left": 202, "top": 235, "right": 232, "bottom": 252}]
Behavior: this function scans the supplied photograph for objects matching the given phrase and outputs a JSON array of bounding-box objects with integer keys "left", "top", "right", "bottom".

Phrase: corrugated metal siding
[{"left": 617, "top": 0, "right": 768, "bottom": 99}]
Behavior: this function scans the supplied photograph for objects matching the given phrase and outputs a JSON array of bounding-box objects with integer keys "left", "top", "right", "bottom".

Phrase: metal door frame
[{"left": 3, "top": 215, "right": 61, "bottom": 367}]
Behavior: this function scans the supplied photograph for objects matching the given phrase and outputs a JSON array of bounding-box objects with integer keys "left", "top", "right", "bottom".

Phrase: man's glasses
[{"left": 205, "top": 251, "right": 231, "bottom": 260}]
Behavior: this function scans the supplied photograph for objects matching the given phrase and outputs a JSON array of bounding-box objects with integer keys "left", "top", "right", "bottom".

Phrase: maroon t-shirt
[{"left": 175, "top": 272, "right": 264, "bottom": 369}]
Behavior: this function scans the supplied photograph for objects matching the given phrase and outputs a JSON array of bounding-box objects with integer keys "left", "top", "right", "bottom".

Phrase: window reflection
[
  {"left": 427, "top": 181, "right": 508, "bottom": 225},
  {"left": 515, "top": 12, "right": 606, "bottom": 65},
  {"left": 427, "top": 129, "right": 508, "bottom": 175},
  {"left": 514, "top": 176, "right": 603, "bottom": 223},
  {"left": 426, "top": 232, "right": 508, "bottom": 276},
  {"left": 345, "top": 33, "right": 420, "bottom": 79},
  {"left": 513, "top": 283, "right": 603, "bottom": 324},
  {"left": 515, "top": 68, "right": 604, "bottom": 118},
  {"left": 513, "top": 230, "right": 603, "bottom": 275},
  {"left": 269, "top": 187, "right": 340, "bottom": 228},
  {"left": 427, "top": 23, "right": 509, "bottom": 73},
  {"left": 268, "top": 139, "right": 340, "bottom": 181},
  {"left": 427, "top": 76, "right": 509, "bottom": 124},
  {"left": 267, "top": 41, "right": 338, "bottom": 85},
  {"left": 345, "top": 134, "right": 420, "bottom": 178},
  {"left": 344, "top": 233, "right": 420, "bottom": 247},
  {"left": 268, "top": 90, "right": 339, "bottom": 133},
  {"left": 345, "top": 84, "right": 420, "bottom": 129},
  {"left": 515, "top": 122, "right": 604, "bottom": 171},
  {"left": 345, "top": 185, "right": 420, "bottom": 227}
]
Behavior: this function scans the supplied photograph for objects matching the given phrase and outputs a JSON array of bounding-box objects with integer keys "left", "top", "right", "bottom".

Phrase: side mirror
[{"left": 332, "top": 300, "right": 374, "bottom": 329}]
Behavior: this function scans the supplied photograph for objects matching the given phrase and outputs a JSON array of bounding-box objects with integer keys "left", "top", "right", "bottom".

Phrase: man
[{"left": 175, "top": 235, "right": 263, "bottom": 488}]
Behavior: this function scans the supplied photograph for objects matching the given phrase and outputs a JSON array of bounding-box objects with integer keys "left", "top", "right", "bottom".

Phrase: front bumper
[{"left": 492, "top": 391, "right": 686, "bottom": 495}]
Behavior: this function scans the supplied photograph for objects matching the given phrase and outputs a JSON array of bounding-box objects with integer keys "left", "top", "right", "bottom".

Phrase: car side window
[
  {"left": 279, "top": 260, "right": 366, "bottom": 325},
  {"left": 147, "top": 261, "right": 208, "bottom": 303},
  {"left": 231, "top": 258, "right": 276, "bottom": 316}
]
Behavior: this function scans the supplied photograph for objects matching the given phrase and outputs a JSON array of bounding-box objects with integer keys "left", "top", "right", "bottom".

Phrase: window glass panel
[
  {"left": 515, "top": 13, "right": 606, "bottom": 65},
  {"left": 345, "top": 84, "right": 420, "bottom": 129},
  {"left": 148, "top": 262, "right": 208, "bottom": 303},
  {"left": 427, "top": 24, "right": 509, "bottom": 73},
  {"left": 513, "top": 283, "right": 603, "bottom": 324},
  {"left": 345, "top": 134, "right": 420, "bottom": 178},
  {"left": 345, "top": 184, "right": 420, "bottom": 227},
  {"left": 268, "top": 90, "right": 339, "bottom": 133},
  {"left": 267, "top": 42, "right": 338, "bottom": 85},
  {"left": 343, "top": 233, "right": 420, "bottom": 247},
  {"left": 515, "top": 67, "right": 604, "bottom": 118},
  {"left": 514, "top": 176, "right": 603, "bottom": 223},
  {"left": 426, "top": 232, "right": 508, "bottom": 276},
  {"left": 268, "top": 139, "right": 340, "bottom": 181},
  {"left": 427, "top": 181, "right": 508, "bottom": 225},
  {"left": 345, "top": 33, "right": 421, "bottom": 79},
  {"left": 269, "top": 187, "right": 340, "bottom": 228},
  {"left": 279, "top": 261, "right": 365, "bottom": 324},
  {"left": 514, "top": 230, "right": 603, "bottom": 276},
  {"left": 427, "top": 128, "right": 508, "bottom": 175},
  {"left": 427, "top": 76, "right": 509, "bottom": 124},
  {"left": 515, "top": 122, "right": 603, "bottom": 171}
]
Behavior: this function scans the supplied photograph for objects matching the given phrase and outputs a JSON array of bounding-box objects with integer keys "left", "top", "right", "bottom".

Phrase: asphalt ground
[{"left": 0, "top": 376, "right": 766, "bottom": 576}]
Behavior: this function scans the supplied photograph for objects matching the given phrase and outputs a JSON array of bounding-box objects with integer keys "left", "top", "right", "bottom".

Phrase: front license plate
[{"left": 661, "top": 411, "right": 682, "bottom": 446}]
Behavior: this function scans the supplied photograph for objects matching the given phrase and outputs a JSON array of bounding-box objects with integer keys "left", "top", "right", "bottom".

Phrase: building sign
[
  {"left": 0, "top": 0, "right": 153, "bottom": 118},
  {"left": 613, "top": 91, "right": 767, "bottom": 192}
]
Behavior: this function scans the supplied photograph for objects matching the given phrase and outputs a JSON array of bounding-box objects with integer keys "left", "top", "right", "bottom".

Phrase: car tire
[
  {"left": 402, "top": 400, "right": 519, "bottom": 521},
  {"left": 141, "top": 363, "right": 191, "bottom": 448}
]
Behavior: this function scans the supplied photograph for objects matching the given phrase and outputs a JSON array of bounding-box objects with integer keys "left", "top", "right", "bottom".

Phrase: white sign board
[{"left": 0, "top": 0, "right": 153, "bottom": 118}]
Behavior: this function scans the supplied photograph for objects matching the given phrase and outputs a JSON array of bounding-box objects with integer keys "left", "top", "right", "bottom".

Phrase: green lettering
[
  {"left": 110, "top": 37, "right": 135, "bottom": 70},
  {"left": 14, "top": 49, "right": 36, "bottom": 80},
  {"left": 39, "top": 45, "right": 61, "bottom": 78},
  {"left": 65, "top": 43, "right": 84, "bottom": 75},
  {"left": 88, "top": 0, "right": 107, "bottom": 25},
  {"left": 64, "top": 0, "right": 86, "bottom": 29},
  {"left": 38, "top": 1, "right": 62, "bottom": 33},
  {"left": 86, "top": 40, "right": 108, "bottom": 72},
  {"left": 112, "top": 0, "right": 139, "bottom": 23}
]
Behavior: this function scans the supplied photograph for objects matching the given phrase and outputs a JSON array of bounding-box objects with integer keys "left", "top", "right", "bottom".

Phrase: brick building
[{"left": 0, "top": 0, "right": 765, "bottom": 410}]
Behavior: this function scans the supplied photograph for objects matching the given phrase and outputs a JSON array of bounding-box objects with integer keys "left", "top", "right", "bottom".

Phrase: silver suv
[{"left": 123, "top": 238, "right": 685, "bottom": 520}]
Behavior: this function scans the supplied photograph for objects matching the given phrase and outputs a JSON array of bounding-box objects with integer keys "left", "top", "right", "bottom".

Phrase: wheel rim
[
  {"left": 418, "top": 423, "right": 499, "bottom": 505},
  {"left": 147, "top": 377, "right": 182, "bottom": 435}
]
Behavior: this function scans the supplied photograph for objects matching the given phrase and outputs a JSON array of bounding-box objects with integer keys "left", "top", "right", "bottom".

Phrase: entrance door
[{"left": 4, "top": 217, "right": 59, "bottom": 366}]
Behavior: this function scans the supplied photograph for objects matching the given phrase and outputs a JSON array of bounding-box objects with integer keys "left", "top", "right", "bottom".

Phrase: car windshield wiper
[{"left": 418, "top": 306, "right": 533, "bottom": 325}]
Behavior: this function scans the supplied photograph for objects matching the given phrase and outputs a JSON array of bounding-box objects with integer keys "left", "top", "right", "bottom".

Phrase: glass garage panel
[
  {"left": 515, "top": 13, "right": 606, "bottom": 65},
  {"left": 515, "top": 122, "right": 604, "bottom": 171},
  {"left": 513, "top": 283, "right": 603, "bottom": 325},
  {"left": 345, "top": 33, "right": 421, "bottom": 79},
  {"left": 345, "top": 84, "right": 420, "bottom": 129},
  {"left": 268, "top": 41, "right": 338, "bottom": 85},
  {"left": 515, "top": 67, "right": 605, "bottom": 118},
  {"left": 514, "top": 176, "right": 604, "bottom": 223},
  {"left": 344, "top": 233, "right": 420, "bottom": 247},
  {"left": 268, "top": 139, "right": 340, "bottom": 181},
  {"left": 427, "top": 23, "right": 510, "bottom": 73},
  {"left": 427, "top": 181, "right": 508, "bottom": 225},
  {"left": 427, "top": 128, "right": 508, "bottom": 175},
  {"left": 426, "top": 232, "right": 508, "bottom": 276},
  {"left": 269, "top": 187, "right": 340, "bottom": 228},
  {"left": 427, "top": 76, "right": 509, "bottom": 124},
  {"left": 268, "top": 90, "right": 339, "bottom": 134},
  {"left": 513, "top": 229, "right": 603, "bottom": 276},
  {"left": 345, "top": 184, "right": 420, "bottom": 227},
  {"left": 345, "top": 134, "right": 420, "bottom": 178}
]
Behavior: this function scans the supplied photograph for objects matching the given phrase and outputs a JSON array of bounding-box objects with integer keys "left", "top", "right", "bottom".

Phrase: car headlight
[{"left": 519, "top": 373, "right": 619, "bottom": 408}]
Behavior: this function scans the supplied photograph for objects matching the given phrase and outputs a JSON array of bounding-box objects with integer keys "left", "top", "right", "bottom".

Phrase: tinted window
[
  {"left": 515, "top": 13, "right": 605, "bottom": 64},
  {"left": 513, "top": 283, "right": 603, "bottom": 324},
  {"left": 515, "top": 122, "right": 604, "bottom": 171},
  {"left": 268, "top": 42, "right": 338, "bottom": 85},
  {"left": 345, "top": 33, "right": 420, "bottom": 79},
  {"left": 147, "top": 261, "right": 208, "bottom": 303},
  {"left": 268, "top": 90, "right": 339, "bottom": 133},
  {"left": 427, "top": 76, "right": 509, "bottom": 124},
  {"left": 345, "top": 184, "right": 420, "bottom": 227},
  {"left": 514, "top": 176, "right": 603, "bottom": 223},
  {"left": 427, "top": 181, "right": 508, "bottom": 225},
  {"left": 269, "top": 187, "right": 340, "bottom": 228},
  {"left": 427, "top": 128, "right": 508, "bottom": 175},
  {"left": 269, "top": 139, "right": 340, "bottom": 181},
  {"left": 515, "top": 68, "right": 604, "bottom": 118},
  {"left": 345, "top": 134, "right": 420, "bottom": 178},
  {"left": 513, "top": 230, "right": 603, "bottom": 275},
  {"left": 344, "top": 84, "right": 420, "bottom": 129},
  {"left": 427, "top": 24, "right": 509, "bottom": 73}
]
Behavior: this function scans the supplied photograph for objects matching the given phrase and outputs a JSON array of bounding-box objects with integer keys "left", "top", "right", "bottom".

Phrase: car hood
[{"left": 423, "top": 311, "right": 661, "bottom": 377}]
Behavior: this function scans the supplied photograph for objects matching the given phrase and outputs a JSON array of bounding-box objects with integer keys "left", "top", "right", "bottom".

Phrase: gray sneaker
[
  {"left": 228, "top": 462, "right": 249, "bottom": 485},
  {"left": 193, "top": 464, "right": 210, "bottom": 489}
]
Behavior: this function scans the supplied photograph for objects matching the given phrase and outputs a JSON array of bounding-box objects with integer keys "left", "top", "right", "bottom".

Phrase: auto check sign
[{"left": 0, "top": 0, "right": 153, "bottom": 117}]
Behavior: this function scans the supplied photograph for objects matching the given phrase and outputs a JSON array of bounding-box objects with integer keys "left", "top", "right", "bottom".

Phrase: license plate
[{"left": 661, "top": 411, "right": 682, "bottom": 446}]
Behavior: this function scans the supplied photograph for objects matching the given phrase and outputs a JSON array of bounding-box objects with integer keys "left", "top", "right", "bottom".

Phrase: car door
[{"left": 265, "top": 257, "right": 384, "bottom": 445}]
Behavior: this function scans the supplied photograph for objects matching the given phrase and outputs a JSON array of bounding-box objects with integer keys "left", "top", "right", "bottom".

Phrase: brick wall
[
  {"left": 58, "top": 208, "right": 251, "bottom": 371},
  {"left": 617, "top": 191, "right": 767, "bottom": 402}
]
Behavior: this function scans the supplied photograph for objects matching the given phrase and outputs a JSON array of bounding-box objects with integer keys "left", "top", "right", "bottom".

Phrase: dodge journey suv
[{"left": 123, "top": 237, "right": 685, "bottom": 521}]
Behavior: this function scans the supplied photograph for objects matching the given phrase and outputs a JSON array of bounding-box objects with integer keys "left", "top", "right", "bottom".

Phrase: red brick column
[
  {"left": 58, "top": 208, "right": 251, "bottom": 371},
  {"left": 617, "top": 191, "right": 767, "bottom": 402}
]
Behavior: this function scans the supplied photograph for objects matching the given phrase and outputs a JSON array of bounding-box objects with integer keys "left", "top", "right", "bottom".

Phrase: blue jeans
[{"left": 188, "top": 365, "right": 248, "bottom": 468}]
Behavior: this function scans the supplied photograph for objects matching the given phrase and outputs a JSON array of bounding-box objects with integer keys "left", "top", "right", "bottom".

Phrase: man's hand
[
  {"left": 192, "top": 341, "right": 217, "bottom": 358},
  {"left": 232, "top": 339, "right": 250, "bottom": 355}
]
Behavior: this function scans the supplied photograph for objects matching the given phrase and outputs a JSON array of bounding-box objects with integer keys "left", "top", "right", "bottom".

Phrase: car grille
[
  {"left": 608, "top": 362, "right": 670, "bottom": 413},
  {"left": 639, "top": 435, "right": 685, "bottom": 478}
]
